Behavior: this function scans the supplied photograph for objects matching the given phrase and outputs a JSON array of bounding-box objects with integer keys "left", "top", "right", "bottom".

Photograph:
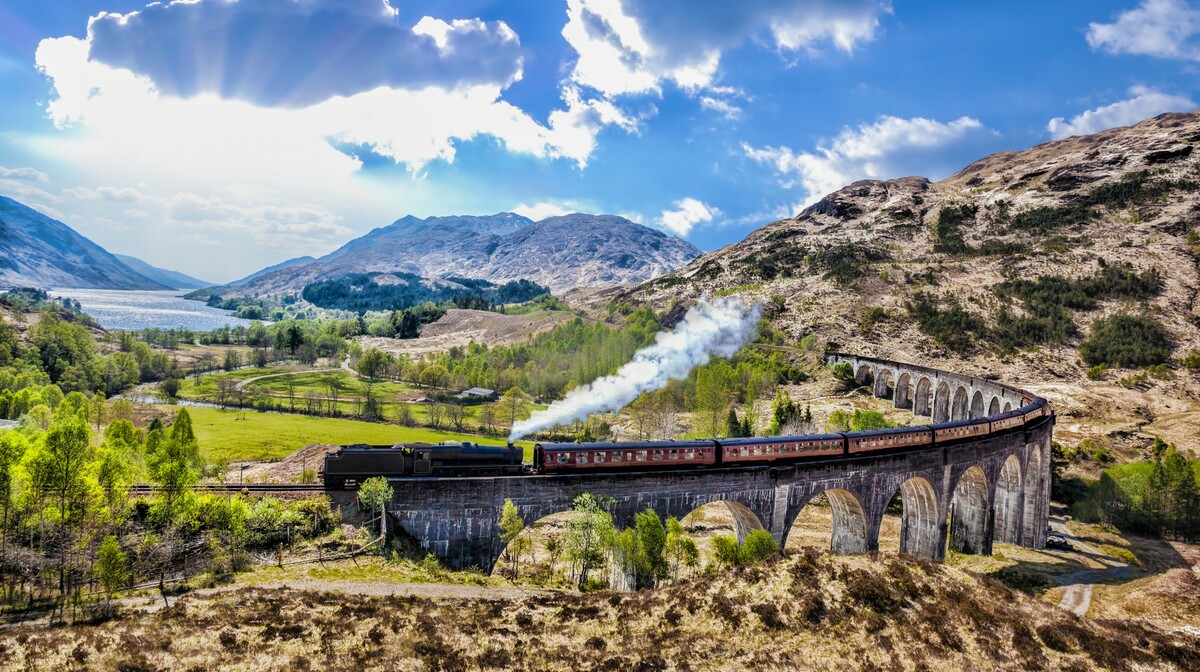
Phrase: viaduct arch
[{"left": 384, "top": 353, "right": 1054, "bottom": 571}]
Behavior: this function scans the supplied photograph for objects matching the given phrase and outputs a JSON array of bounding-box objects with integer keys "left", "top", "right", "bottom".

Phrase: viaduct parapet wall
[{"left": 386, "top": 353, "right": 1054, "bottom": 571}]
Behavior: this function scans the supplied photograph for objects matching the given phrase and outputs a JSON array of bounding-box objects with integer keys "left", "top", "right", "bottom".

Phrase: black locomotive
[{"left": 322, "top": 441, "right": 524, "bottom": 489}]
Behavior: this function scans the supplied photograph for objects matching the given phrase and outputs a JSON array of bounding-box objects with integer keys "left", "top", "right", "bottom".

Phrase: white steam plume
[{"left": 509, "top": 298, "right": 761, "bottom": 441}]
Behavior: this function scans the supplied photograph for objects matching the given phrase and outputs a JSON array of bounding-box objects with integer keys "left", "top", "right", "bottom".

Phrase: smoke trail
[{"left": 509, "top": 297, "right": 761, "bottom": 441}]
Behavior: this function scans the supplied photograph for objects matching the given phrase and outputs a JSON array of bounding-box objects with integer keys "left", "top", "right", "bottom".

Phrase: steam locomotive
[{"left": 321, "top": 398, "right": 1052, "bottom": 488}]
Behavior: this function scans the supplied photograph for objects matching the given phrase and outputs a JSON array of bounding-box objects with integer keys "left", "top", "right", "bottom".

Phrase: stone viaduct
[{"left": 385, "top": 353, "right": 1054, "bottom": 571}]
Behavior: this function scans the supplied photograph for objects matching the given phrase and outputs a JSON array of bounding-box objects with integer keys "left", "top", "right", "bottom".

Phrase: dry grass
[{"left": 3, "top": 550, "right": 1199, "bottom": 671}]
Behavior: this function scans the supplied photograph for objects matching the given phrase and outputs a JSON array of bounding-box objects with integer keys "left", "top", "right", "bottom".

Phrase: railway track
[{"left": 129, "top": 483, "right": 331, "bottom": 493}]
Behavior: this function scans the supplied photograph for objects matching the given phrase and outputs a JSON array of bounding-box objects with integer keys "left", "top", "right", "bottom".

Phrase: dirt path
[
  {"left": 1051, "top": 517, "right": 1133, "bottom": 616},
  {"left": 235, "top": 366, "right": 346, "bottom": 391}
]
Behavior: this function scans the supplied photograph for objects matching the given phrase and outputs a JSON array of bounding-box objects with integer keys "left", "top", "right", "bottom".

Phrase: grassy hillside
[{"left": 2, "top": 550, "right": 1197, "bottom": 671}]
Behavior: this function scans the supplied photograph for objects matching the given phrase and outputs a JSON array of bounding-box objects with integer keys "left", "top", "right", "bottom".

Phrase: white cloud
[
  {"left": 512, "top": 202, "right": 577, "bottom": 220},
  {"left": 86, "top": 0, "right": 524, "bottom": 107},
  {"left": 1047, "top": 86, "right": 1197, "bottom": 138},
  {"left": 164, "top": 192, "right": 352, "bottom": 249},
  {"left": 700, "top": 96, "right": 743, "bottom": 120},
  {"left": 123, "top": 208, "right": 149, "bottom": 219},
  {"left": 0, "top": 166, "right": 49, "bottom": 181},
  {"left": 34, "top": 33, "right": 614, "bottom": 176},
  {"left": 1087, "top": 0, "right": 1200, "bottom": 61},
  {"left": 61, "top": 186, "right": 144, "bottom": 202},
  {"left": 660, "top": 197, "right": 719, "bottom": 236},
  {"left": 562, "top": 0, "right": 889, "bottom": 97},
  {"left": 744, "top": 115, "right": 991, "bottom": 205}
]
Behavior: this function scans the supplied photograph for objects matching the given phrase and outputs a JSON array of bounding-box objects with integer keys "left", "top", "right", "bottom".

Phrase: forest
[
  {"left": 0, "top": 405, "right": 335, "bottom": 612},
  {"left": 300, "top": 272, "right": 549, "bottom": 314}
]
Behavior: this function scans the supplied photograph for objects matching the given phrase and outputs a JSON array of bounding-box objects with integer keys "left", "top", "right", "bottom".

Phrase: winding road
[{"left": 1050, "top": 516, "right": 1133, "bottom": 616}]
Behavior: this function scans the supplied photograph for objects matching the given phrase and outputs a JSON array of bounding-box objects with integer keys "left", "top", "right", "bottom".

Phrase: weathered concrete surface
[{"left": 386, "top": 354, "right": 1054, "bottom": 571}]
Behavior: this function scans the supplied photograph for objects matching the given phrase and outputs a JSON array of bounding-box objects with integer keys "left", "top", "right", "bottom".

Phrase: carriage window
[
  {"left": 595, "top": 452, "right": 606, "bottom": 463},
  {"left": 653, "top": 450, "right": 664, "bottom": 461},
  {"left": 611, "top": 452, "right": 622, "bottom": 462},
  {"left": 669, "top": 450, "right": 678, "bottom": 460},
  {"left": 685, "top": 449, "right": 695, "bottom": 460},
  {"left": 577, "top": 452, "right": 588, "bottom": 464},
  {"left": 557, "top": 453, "right": 568, "bottom": 464},
  {"left": 636, "top": 450, "right": 647, "bottom": 462},
  {"left": 753, "top": 446, "right": 762, "bottom": 456}
]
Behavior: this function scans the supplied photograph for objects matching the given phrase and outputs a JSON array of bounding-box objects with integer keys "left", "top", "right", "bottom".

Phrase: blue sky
[{"left": 0, "top": 0, "right": 1196, "bottom": 283}]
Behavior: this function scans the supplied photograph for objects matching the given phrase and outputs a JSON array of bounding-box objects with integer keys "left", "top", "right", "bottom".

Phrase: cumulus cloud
[
  {"left": 700, "top": 96, "right": 743, "bottom": 120},
  {"left": 743, "top": 115, "right": 992, "bottom": 205},
  {"left": 85, "top": 0, "right": 524, "bottom": 107},
  {"left": 61, "top": 186, "right": 144, "bottom": 202},
  {"left": 1047, "top": 86, "right": 1197, "bottom": 139},
  {"left": 563, "top": 0, "right": 890, "bottom": 97},
  {"left": 0, "top": 166, "right": 49, "bottom": 182},
  {"left": 1087, "top": 0, "right": 1200, "bottom": 61},
  {"left": 165, "top": 192, "right": 352, "bottom": 248},
  {"left": 512, "top": 201, "right": 577, "bottom": 220},
  {"left": 660, "top": 197, "right": 719, "bottom": 236}
]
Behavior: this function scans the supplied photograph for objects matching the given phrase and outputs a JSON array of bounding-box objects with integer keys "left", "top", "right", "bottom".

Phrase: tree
[
  {"left": 446, "top": 403, "right": 467, "bottom": 432},
  {"left": 356, "top": 348, "right": 390, "bottom": 381},
  {"left": 161, "top": 377, "right": 181, "bottom": 399},
  {"left": 725, "top": 408, "right": 742, "bottom": 439},
  {"left": 767, "top": 389, "right": 798, "bottom": 435},
  {"left": 712, "top": 534, "right": 742, "bottom": 568},
  {"left": 0, "top": 431, "right": 29, "bottom": 593},
  {"left": 89, "top": 392, "right": 107, "bottom": 431},
  {"left": 634, "top": 508, "right": 668, "bottom": 587},
  {"left": 395, "top": 403, "right": 415, "bottom": 426},
  {"left": 477, "top": 404, "right": 497, "bottom": 434},
  {"left": 223, "top": 349, "right": 242, "bottom": 371},
  {"left": 741, "top": 530, "right": 779, "bottom": 564},
  {"left": 664, "top": 517, "right": 699, "bottom": 581},
  {"left": 147, "top": 409, "right": 202, "bottom": 523},
  {"left": 831, "top": 361, "right": 856, "bottom": 390},
  {"left": 498, "top": 499, "right": 529, "bottom": 581},
  {"left": 564, "top": 493, "right": 615, "bottom": 589},
  {"left": 44, "top": 417, "right": 92, "bottom": 596},
  {"left": 497, "top": 387, "right": 531, "bottom": 433},
  {"left": 358, "top": 477, "right": 393, "bottom": 536},
  {"left": 695, "top": 364, "right": 732, "bottom": 438},
  {"left": 419, "top": 364, "right": 449, "bottom": 389},
  {"left": 96, "top": 535, "right": 128, "bottom": 603},
  {"left": 426, "top": 402, "right": 445, "bottom": 429}
]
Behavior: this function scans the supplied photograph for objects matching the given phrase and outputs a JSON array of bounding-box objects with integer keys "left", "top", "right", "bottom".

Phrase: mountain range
[
  {"left": 0, "top": 196, "right": 169, "bottom": 291},
  {"left": 196, "top": 212, "right": 701, "bottom": 297},
  {"left": 113, "top": 254, "right": 211, "bottom": 290}
]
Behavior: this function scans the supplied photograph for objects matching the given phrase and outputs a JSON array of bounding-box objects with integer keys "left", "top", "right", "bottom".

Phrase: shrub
[
  {"left": 906, "top": 293, "right": 988, "bottom": 353},
  {"left": 740, "top": 530, "right": 779, "bottom": 564},
  {"left": 1086, "top": 364, "right": 1108, "bottom": 381},
  {"left": 1079, "top": 314, "right": 1172, "bottom": 368},
  {"left": 1183, "top": 350, "right": 1200, "bottom": 371}
]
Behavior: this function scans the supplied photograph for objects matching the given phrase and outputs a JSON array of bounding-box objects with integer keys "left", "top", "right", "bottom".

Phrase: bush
[
  {"left": 1079, "top": 314, "right": 1172, "bottom": 368},
  {"left": 906, "top": 293, "right": 988, "bottom": 353},
  {"left": 1086, "top": 364, "right": 1108, "bottom": 381}
]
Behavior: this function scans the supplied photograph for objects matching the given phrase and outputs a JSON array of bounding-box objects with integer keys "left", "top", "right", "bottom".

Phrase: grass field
[{"left": 174, "top": 405, "right": 530, "bottom": 463}]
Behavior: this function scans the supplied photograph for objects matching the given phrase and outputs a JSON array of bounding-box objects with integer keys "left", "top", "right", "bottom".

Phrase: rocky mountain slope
[
  {"left": 614, "top": 112, "right": 1200, "bottom": 453},
  {"left": 113, "top": 254, "right": 210, "bottom": 290},
  {"left": 203, "top": 212, "right": 699, "bottom": 297},
  {"left": 0, "top": 196, "right": 168, "bottom": 290}
]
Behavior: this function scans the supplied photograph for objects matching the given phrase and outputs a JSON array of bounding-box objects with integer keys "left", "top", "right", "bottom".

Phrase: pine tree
[{"left": 725, "top": 408, "right": 742, "bottom": 438}]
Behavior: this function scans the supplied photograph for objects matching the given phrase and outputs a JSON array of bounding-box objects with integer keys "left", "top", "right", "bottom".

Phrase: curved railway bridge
[{"left": 385, "top": 353, "right": 1054, "bottom": 571}]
